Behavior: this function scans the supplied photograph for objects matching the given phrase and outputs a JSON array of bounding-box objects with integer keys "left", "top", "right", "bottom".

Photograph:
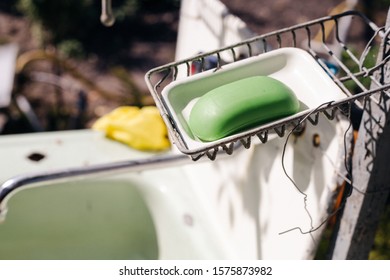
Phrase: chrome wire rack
[{"left": 145, "top": 11, "right": 390, "bottom": 161}]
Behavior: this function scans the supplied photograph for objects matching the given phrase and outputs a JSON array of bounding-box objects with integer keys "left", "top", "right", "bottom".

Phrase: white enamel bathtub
[{"left": 0, "top": 130, "right": 232, "bottom": 260}]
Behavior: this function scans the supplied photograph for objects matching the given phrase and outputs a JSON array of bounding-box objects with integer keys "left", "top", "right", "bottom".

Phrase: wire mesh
[{"left": 145, "top": 11, "right": 390, "bottom": 161}]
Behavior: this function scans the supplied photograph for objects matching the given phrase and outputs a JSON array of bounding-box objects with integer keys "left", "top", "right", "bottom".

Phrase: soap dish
[{"left": 159, "top": 48, "right": 346, "bottom": 158}]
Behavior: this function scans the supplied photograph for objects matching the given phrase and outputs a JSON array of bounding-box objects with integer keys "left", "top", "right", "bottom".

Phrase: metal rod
[
  {"left": 100, "top": 0, "right": 115, "bottom": 27},
  {"left": 0, "top": 153, "right": 190, "bottom": 221}
]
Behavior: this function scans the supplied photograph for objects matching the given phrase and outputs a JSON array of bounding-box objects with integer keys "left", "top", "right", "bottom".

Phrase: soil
[{"left": 0, "top": 0, "right": 386, "bottom": 133}]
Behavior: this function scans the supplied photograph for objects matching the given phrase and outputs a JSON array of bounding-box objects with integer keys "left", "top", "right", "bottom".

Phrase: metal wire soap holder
[{"left": 145, "top": 11, "right": 390, "bottom": 161}]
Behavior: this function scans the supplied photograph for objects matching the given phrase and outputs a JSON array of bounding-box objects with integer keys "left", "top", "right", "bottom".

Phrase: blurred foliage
[
  {"left": 16, "top": 0, "right": 180, "bottom": 57},
  {"left": 57, "top": 39, "right": 86, "bottom": 59},
  {"left": 341, "top": 45, "right": 378, "bottom": 94},
  {"left": 362, "top": 0, "right": 390, "bottom": 11},
  {"left": 369, "top": 205, "right": 390, "bottom": 259},
  {"left": 17, "top": 0, "right": 97, "bottom": 44},
  {"left": 374, "top": 0, "right": 390, "bottom": 8}
]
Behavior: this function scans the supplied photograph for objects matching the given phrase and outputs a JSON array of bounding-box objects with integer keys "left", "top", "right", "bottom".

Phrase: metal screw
[{"left": 313, "top": 133, "right": 321, "bottom": 147}]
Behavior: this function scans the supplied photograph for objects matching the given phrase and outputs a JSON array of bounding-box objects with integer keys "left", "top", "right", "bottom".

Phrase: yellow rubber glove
[{"left": 92, "top": 106, "right": 171, "bottom": 151}]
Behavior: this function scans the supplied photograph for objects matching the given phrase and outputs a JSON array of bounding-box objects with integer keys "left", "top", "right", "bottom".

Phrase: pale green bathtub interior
[{"left": 0, "top": 179, "right": 158, "bottom": 260}]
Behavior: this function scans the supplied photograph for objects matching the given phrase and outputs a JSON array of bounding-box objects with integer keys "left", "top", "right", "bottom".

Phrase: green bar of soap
[{"left": 188, "top": 76, "right": 299, "bottom": 141}]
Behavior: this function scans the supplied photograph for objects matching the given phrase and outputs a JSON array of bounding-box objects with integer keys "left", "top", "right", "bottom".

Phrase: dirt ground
[{"left": 0, "top": 0, "right": 386, "bottom": 132}]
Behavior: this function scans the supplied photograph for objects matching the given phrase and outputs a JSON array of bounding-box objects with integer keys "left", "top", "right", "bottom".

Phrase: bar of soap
[{"left": 188, "top": 76, "right": 299, "bottom": 141}]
